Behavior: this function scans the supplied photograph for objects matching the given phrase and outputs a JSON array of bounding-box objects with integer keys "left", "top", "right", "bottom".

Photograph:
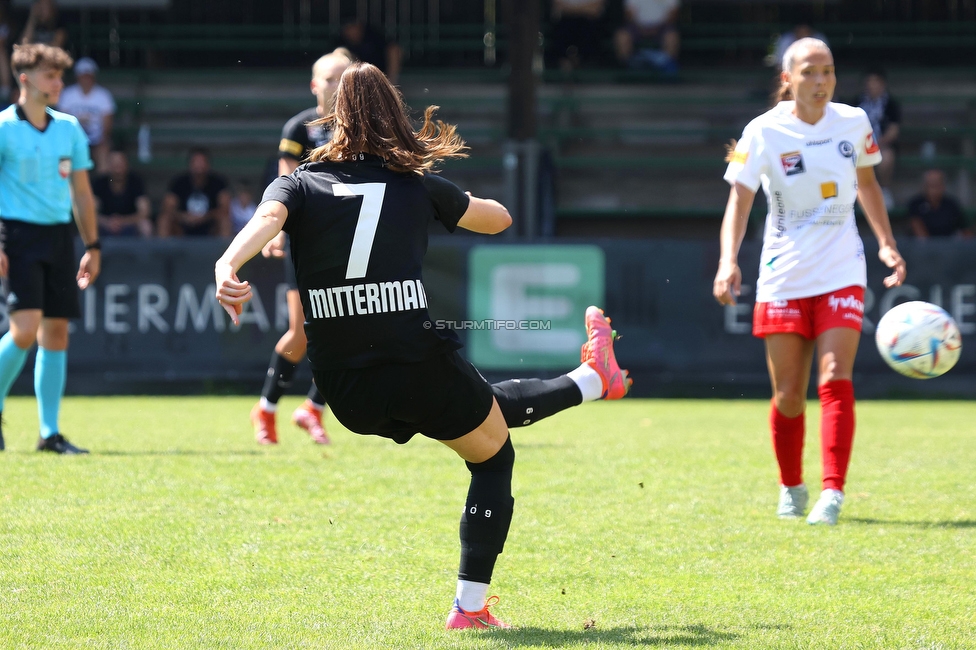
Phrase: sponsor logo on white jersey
[{"left": 780, "top": 151, "right": 805, "bottom": 176}]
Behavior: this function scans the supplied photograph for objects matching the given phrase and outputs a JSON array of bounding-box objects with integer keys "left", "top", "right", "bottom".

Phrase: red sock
[
  {"left": 770, "top": 400, "right": 804, "bottom": 487},
  {"left": 819, "top": 380, "right": 855, "bottom": 492}
]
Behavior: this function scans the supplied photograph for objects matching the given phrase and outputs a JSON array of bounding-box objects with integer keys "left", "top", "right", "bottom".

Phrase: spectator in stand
[
  {"left": 908, "top": 169, "right": 971, "bottom": 239},
  {"left": 548, "top": 0, "right": 608, "bottom": 71},
  {"left": 157, "top": 147, "right": 231, "bottom": 237},
  {"left": 20, "top": 0, "right": 65, "bottom": 48},
  {"left": 92, "top": 149, "right": 152, "bottom": 238},
  {"left": 57, "top": 57, "right": 115, "bottom": 173},
  {"left": 614, "top": 0, "right": 680, "bottom": 75},
  {"left": 857, "top": 69, "right": 900, "bottom": 209},
  {"left": 769, "top": 25, "right": 827, "bottom": 70},
  {"left": 337, "top": 21, "right": 400, "bottom": 84},
  {"left": 229, "top": 180, "right": 256, "bottom": 234}
]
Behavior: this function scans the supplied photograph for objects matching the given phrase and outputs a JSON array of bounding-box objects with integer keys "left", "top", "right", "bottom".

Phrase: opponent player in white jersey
[{"left": 713, "top": 38, "right": 907, "bottom": 525}]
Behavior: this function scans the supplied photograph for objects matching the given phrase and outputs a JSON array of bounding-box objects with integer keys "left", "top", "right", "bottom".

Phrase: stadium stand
[{"left": 41, "top": 0, "right": 975, "bottom": 238}]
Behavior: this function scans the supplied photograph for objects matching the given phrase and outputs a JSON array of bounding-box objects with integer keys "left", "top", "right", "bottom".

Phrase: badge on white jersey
[
  {"left": 58, "top": 157, "right": 72, "bottom": 179},
  {"left": 780, "top": 151, "right": 805, "bottom": 176},
  {"left": 865, "top": 132, "right": 880, "bottom": 154}
]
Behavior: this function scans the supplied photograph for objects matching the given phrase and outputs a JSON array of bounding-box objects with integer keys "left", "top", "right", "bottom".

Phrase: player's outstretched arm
[
  {"left": 713, "top": 182, "right": 756, "bottom": 306},
  {"left": 70, "top": 169, "right": 101, "bottom": 289},
  {"left": 456, "top": 195, "right": 512, "bottom": 234},
  {"left": 856, "top": 165, "right": 906, "bottom": 288},
  {"left": 215, "top": 200, "right": 289, "bottom": 325}
]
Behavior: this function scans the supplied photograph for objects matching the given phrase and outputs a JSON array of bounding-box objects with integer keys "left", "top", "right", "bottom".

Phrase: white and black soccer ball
[{"left": 875, "top": 301, "right": 962, "bottom": 379}]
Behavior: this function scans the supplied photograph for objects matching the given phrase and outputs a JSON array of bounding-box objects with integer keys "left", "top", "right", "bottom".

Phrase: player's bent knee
[{"left": 464, "top": 434, "right": 515, "bottom": 475}]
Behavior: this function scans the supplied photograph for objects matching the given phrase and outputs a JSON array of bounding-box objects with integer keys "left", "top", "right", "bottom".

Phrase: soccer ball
[{"left": 875, "top": 301, "right": 962, "bottom": 379}]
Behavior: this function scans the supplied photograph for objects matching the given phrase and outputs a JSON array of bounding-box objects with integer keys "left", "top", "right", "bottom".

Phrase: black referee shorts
[
  {"left": 314, "top": 351, "right": 495, "bottom": 445},
  {"left": 1, "top": 219, "right": 81, "bottom": 319}
]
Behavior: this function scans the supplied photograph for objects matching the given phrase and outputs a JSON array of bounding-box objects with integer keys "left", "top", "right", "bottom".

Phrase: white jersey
[
  {"left": 724, "top": 101, "right": 881, "bottom": 302},
  {"left": 57, "top": 84, "right": 116, "bottom": 146}
]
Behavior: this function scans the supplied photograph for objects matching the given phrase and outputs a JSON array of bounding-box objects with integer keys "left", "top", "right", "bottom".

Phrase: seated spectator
[
  {"left": 908, "top": 169, "right": 971, "bottom": 239},
  {"left": 92, "top": 149, "right": 152, "bottom": 238},
  {"left": 20, "top": 0, "right": 66, "bottom": 48},
  {"left": 614, "top": 0, "right": 680, "bottom": 75},
  {"left": 338, "top": 21, "right": 401, "bottom": 84},
  {"left": 548, "top": 0, "right": 608, "bottom": 71},
  {"left": 769, "top": 24, "right": 827, "bottom": 69},
  {"left": 157, "top": 147, "right": 231, "bottom": 237},
  {"left": 857, "top": 68, "right": 901, "bottom": 209},
  {"left": 57, "top": 57, "right": 115, "bottom": 173},
  {"left": 229, "top": 180, "right": 256, "bottom": 234}
]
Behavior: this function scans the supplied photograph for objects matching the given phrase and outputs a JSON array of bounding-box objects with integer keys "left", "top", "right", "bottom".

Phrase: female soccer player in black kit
[{"left": 215, "top": 62, "right": 630, "bottom": 629}]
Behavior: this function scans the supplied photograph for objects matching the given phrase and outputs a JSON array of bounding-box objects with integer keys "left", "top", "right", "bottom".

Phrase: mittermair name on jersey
[{"left": 307, "top": 280, "right": 428, "bottom": 319}]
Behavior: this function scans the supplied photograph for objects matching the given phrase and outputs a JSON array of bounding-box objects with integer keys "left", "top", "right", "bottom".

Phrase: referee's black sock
[
  {"left": 458, "top": 435, "right": 515, "bottom": 584},
  {"left": 260, "top": 352, "right": 298, "bottom": 408},
  {"left": 491, "top": 376, "right": 583, "bottom": 428}
]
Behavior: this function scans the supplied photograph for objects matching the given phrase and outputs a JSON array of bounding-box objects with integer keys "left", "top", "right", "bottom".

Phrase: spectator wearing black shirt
[
  {"left": 338, "top": 21, "right": 401, "bottom": 84},
  {"left": 908, "top": 169, "right": 970, "bottom": 239},
  {"left": 92, "top": 150, "right": 151, "bottom": 237},
  {"left": 157, "top": 147, "right": 230, "bottom": 237},
  {"left": 857, "top": 69, "right": 901, "bottom": 208}
]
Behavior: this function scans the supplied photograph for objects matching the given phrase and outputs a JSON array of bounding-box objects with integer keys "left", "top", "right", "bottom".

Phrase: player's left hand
[
  {"left": 878, "top": 245, "right": 906, "bottom": 288},
  {"left": 77, "top": 250, "right": 101, "bottom": 289}
]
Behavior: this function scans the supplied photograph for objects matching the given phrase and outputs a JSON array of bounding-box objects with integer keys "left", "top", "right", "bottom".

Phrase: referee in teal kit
[{"left": 0, "top": 44, "right": 101, "bottom": 454}]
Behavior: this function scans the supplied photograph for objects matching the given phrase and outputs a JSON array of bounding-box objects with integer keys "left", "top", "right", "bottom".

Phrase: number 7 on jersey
[{"left": 334, "top": 182, "right": 387, "bottom": 279}]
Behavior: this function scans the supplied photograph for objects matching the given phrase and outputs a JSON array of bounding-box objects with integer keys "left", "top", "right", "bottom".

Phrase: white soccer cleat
[
  {"left": 777, "top": 484, "right": 808, "bottom": 519},
  {"left": 806, "top": 489, "right": 844, "bottom": 526}
]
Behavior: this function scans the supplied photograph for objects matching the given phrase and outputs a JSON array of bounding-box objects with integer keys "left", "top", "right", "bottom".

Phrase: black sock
[
  {"left": 307, "top": 382, "right": 326, "bottom": 408},
  {"left": 458, "top": 436, "right": 515, "bottom": 584},
  {"left": 491, "top": 376, "right": 582, "bottom": 428},
  {"left": 261, "top": 352, "right": 298, "bottom": 405}
]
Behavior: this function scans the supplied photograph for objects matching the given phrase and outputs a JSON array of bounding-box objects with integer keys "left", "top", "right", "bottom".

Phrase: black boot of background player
[{"left": 36, "top": 433, "right": 89, "bottom": 455}]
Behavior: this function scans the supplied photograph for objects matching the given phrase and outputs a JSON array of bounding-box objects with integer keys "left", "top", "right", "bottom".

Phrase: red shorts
[{"left": 753, "top": 286, "right": 865, "bottom": 340}]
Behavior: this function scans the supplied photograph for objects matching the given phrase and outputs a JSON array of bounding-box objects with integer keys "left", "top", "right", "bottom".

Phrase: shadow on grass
[
  {"left": 497, "top": 624, "right": 737, "bottom": 646},
  {"left": 94, "top": 450, "right": 264, "bottom": 457},
  {"left": 847, "top": 517, "right": 976, "bottom": 529}
]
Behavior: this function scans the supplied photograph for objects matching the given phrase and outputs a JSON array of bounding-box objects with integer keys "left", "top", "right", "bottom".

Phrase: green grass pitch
[{"left": 1, "top": 396, "right": 975, "bottom": 649}]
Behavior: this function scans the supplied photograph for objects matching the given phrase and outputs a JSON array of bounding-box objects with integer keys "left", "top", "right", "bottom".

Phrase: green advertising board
[{"left": 467, "top": 245, "right": 605, "bottom": 369}]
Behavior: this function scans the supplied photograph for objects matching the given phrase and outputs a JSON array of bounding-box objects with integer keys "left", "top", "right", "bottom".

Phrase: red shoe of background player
[
  {"left": 292, "top": 401, "right": 330, "bottom": 445},
  {"left": 250, "top": 403, "right": 278, "bottom": 445}
]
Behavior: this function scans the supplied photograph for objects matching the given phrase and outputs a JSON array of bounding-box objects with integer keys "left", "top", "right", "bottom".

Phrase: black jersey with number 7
[{"left": 263, "top": 155, "right": 470, "bottom": 371}]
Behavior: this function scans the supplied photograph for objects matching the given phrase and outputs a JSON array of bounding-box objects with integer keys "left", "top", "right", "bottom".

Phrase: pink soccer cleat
[
  {"left": 581, "top": 306, "right": 632, "bottom": 400},
  {"left": 250, "top": 403, "right": 278, "bottom": 445},
  {"left": 292, "top": 401, "right": 330, "bottom": 445},
  {"left": 445, "top": 596, "right": 512, "bottom": 630}
]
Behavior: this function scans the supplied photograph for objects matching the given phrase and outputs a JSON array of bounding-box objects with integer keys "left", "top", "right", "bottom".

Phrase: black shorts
[
  {"left": 313, "top": 350, "right": 495, "bottom": 445},
  {"left": 283, "top": 246, "right": 298, "bottom": 291},
  {"left": 1, "top": 219, "right": 81, "bottom": 318}
]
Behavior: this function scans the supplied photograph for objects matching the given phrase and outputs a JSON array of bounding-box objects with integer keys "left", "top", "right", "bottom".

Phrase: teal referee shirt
[{"left": 0, "top": 104, "right": 93, "bottom": 225}]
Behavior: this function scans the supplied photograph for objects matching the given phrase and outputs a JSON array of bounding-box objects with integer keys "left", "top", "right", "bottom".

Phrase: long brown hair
[{"left": 308, "top": 62, "right": 468, "bottom": 174}]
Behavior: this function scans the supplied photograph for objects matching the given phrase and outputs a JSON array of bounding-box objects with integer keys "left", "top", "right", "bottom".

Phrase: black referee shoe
[
  {"left": 0, "top": 413, "right": 5, "bottom": 451},
  {"left": 36, "top": 433, "right": 89, "bottom": 455}
]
